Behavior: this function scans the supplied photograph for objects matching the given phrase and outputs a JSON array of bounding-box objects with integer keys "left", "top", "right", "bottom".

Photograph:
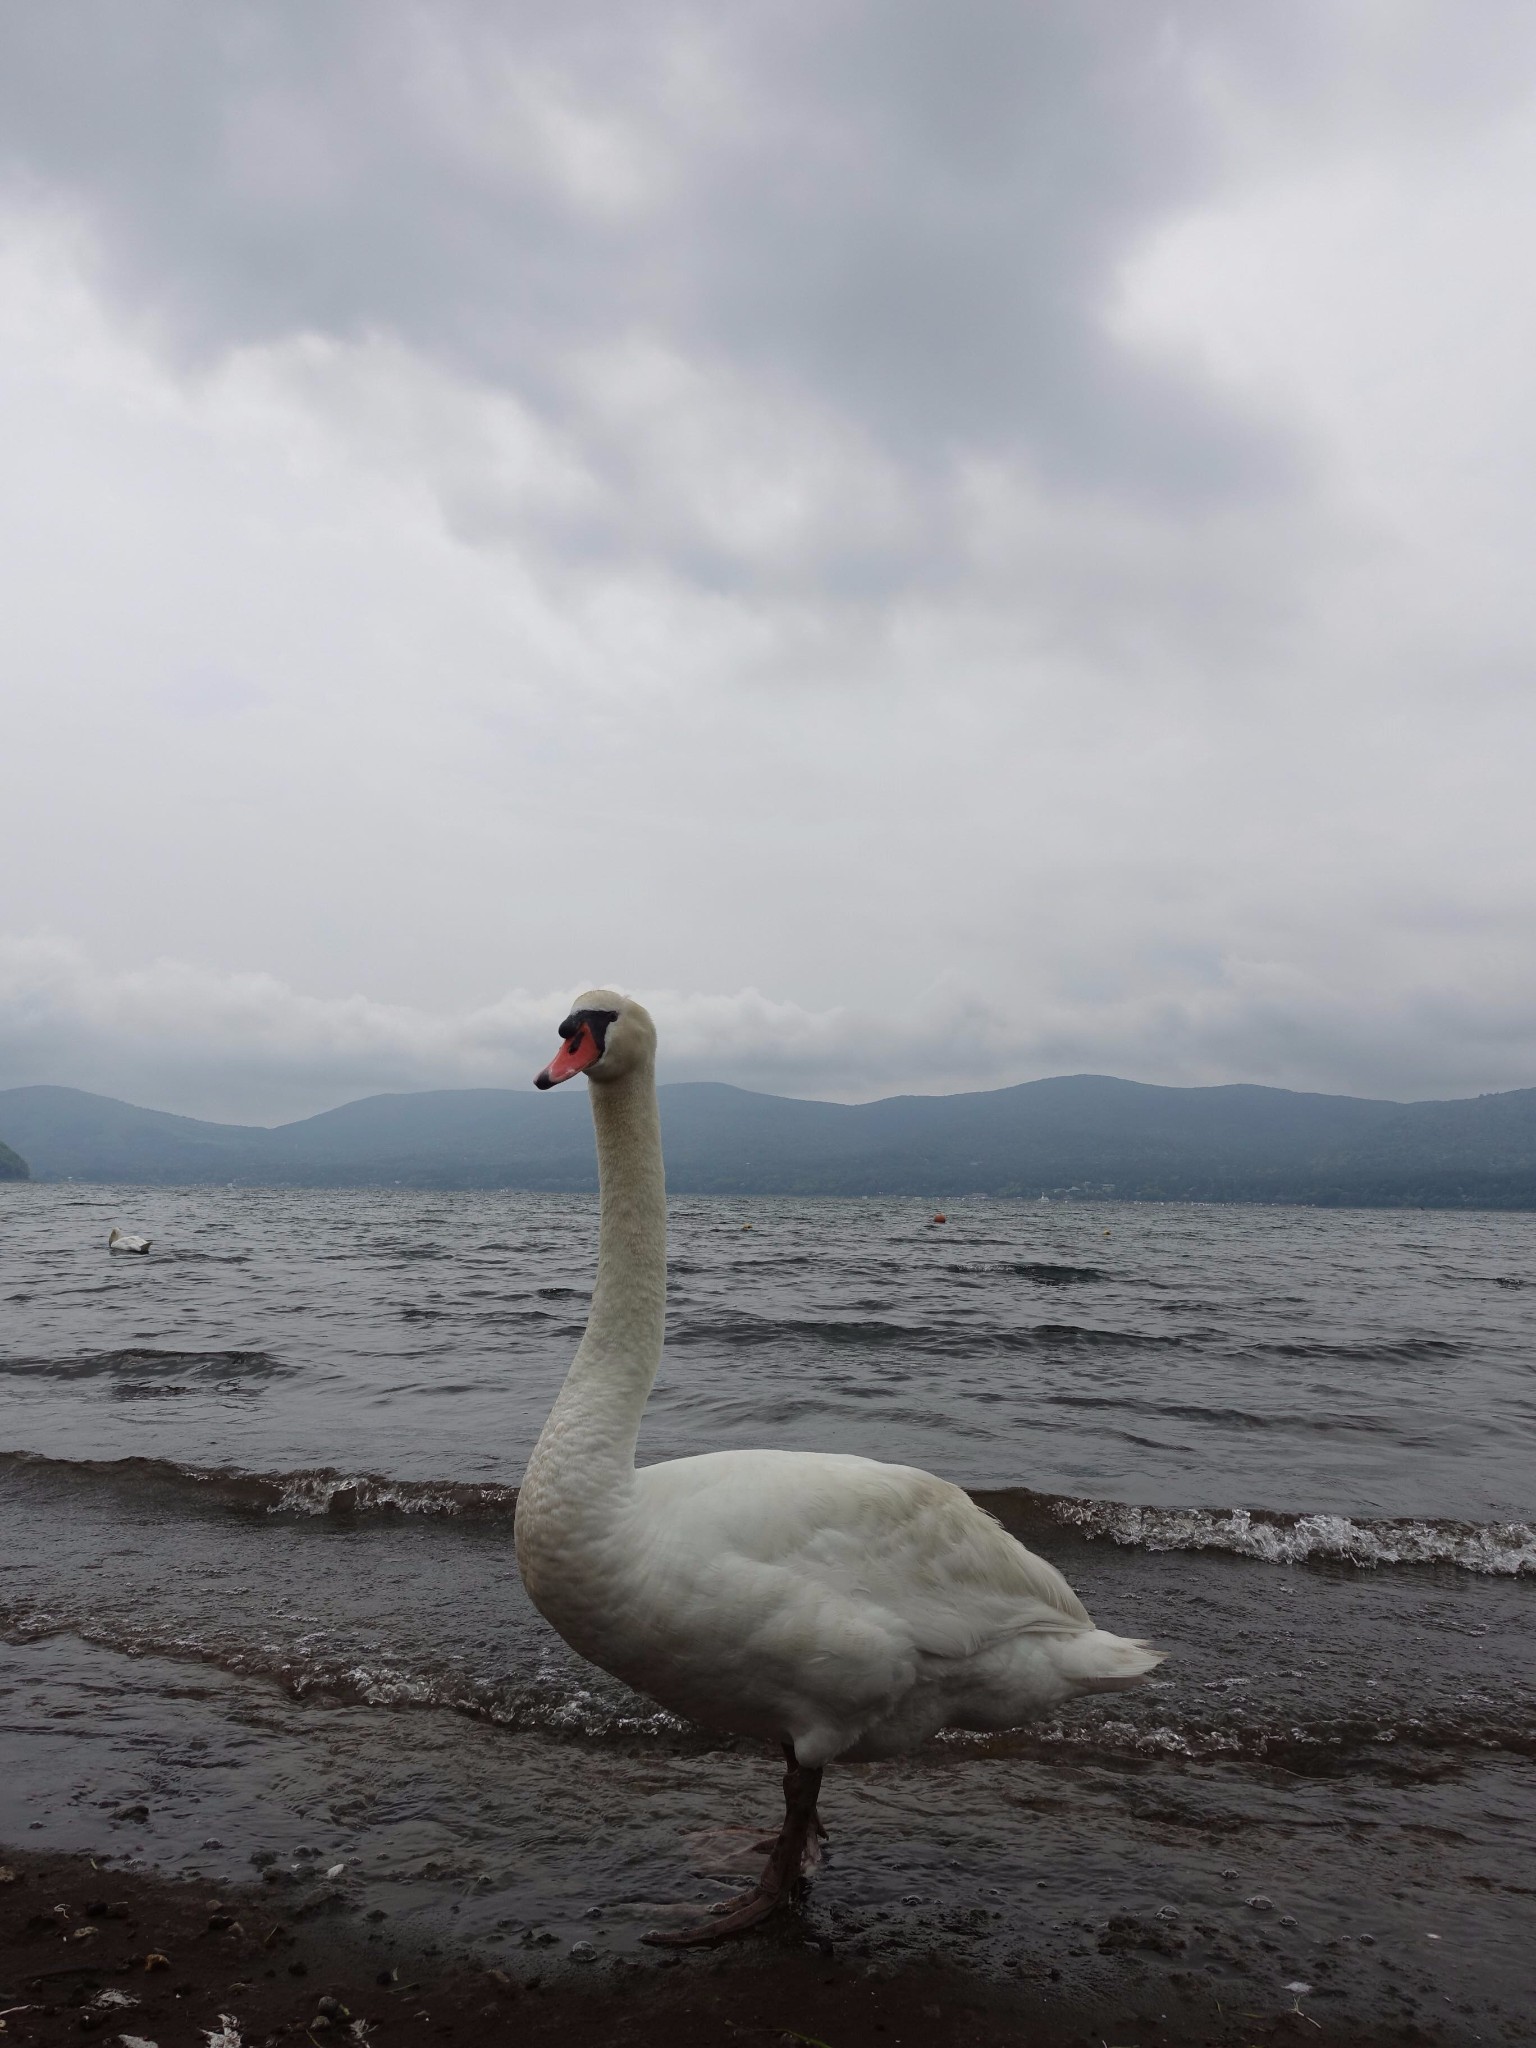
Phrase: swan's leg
[{"left": 642, "top": 1746, "right": 824, "bottom": 1948}]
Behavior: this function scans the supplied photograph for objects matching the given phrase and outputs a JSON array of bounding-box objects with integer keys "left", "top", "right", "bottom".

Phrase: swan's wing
[
  {"left": 639, "top": 1450, "right": 1090, "bottom": 1663},
  {"left": 791, "top": 1458, "right": 1092, "bottom": 1658}
]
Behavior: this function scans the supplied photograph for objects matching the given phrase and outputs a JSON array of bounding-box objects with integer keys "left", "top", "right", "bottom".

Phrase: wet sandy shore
[{"left": 0, "top": 1843, "right": 1515, "bottom": 2048}]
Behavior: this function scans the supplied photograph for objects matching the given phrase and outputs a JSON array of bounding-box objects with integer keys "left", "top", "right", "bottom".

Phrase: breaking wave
[
  {"left": 2, "top": 1587, "right": 1529, "bottom": 1770},
  {"left": 3, "top": 1449, "right": 1531, "bottom": 1575},
  {"left": 978, "top": 1487, "right": 1536, "bottom": 1577},
  {"left": 0, "top": 1597, "right": 686, "bottom": 1744},
  {"left": 0, "top": 1450, "right": 516, "bottom": 1520}
]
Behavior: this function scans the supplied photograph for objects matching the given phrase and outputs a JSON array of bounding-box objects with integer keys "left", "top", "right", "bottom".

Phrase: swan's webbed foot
[
  {"left": 642, "top": 1748, "right": 824, "bottom": 1950},
  {"left": 683, "top": 1826, "right": 782, "bottom": 1875},
  {"left": 643, "top": 1882, "right": 784, "bottom": 1948}
]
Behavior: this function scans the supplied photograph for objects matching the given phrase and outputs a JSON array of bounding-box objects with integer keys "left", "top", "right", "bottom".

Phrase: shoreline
[{"left": 0, "top": 1844, "right": 1490, "bottom": 2048}]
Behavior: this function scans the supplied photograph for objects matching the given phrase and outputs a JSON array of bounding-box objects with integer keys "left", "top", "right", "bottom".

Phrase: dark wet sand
[{"left": 0, "top": 1845, "right": 1502, "bottom": 2048}]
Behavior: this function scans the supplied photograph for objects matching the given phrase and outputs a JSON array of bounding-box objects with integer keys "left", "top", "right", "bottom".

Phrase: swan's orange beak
[{"left": 535, "top": 1023, "right": 603, "bottom": 1089}]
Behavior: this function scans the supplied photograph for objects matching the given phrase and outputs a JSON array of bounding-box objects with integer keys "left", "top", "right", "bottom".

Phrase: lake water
[{"left": 2, "top": 1182, "right": 1533, "bottom": 2035}]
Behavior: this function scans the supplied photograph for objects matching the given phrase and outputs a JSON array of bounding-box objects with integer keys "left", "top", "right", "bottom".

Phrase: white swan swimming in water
[
  {"left": 514, "top": 992, "right": 1162, "bottom": 1945},
  {"left": 108, "top": 1228, "right": 151, "bottom": 1255}
]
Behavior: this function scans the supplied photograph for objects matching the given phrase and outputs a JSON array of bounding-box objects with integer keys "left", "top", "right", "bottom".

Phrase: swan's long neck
[{"left": 523, "top": 1061, "right": 666, "bottom": 1516}]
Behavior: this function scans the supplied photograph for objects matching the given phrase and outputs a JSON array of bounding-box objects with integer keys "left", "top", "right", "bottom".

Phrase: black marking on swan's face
[{"left": 557, "top": 1006, "right": 619, "bottom": 1053}]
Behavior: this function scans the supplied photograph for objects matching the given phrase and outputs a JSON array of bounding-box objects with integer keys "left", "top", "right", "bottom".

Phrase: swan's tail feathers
[{"left": 1051, "top": 1629, "right": 1165, "bottom": 1694}]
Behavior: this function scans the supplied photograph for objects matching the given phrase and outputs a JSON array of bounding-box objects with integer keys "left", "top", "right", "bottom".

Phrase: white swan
[
  {"left": 514, "top": 992, "right": 1162, "bottom": 1945},
  {"left": 108, "top": 1228, "right": 151, "bottom": 1255}
]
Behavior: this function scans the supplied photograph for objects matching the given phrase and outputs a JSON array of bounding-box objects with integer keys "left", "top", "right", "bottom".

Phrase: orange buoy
[{"left": 932, "top": 1213, "right": 947, "bottom": 1224}]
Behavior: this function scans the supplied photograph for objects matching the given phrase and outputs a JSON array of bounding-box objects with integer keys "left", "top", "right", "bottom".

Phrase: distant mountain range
[{"left": 4, "top": 1076, "right": 1536, "bottom": 1206}]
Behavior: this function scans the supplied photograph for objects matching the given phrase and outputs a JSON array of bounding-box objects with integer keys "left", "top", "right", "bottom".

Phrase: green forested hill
[
  {"left": 3, "top": 1075, "right": 1536, "bottom": 1206},
  {"left": 0, "top": 1136, "right": 29, "bottom": 1181}
]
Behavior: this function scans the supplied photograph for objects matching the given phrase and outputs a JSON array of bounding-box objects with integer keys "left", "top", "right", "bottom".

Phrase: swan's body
[
  {"left": 522, "top": 1443, "right": 1152, "bottom": 1765},
  {"left": 514, "top": 992, "right": 1161, "bottom": 1939},
  {"left": 108, "top": 1228, "right": 151, "bottom": 1255}
]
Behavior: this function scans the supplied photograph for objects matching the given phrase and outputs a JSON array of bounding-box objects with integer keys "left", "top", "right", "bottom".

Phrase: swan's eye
[{"left": 572, "top": 1007, "right": 619, "bottom": 1052}]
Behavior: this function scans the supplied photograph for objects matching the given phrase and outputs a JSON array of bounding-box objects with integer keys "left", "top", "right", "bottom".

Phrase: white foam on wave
[
  {"left": 20, "top": 1447, "right": 1524, "bottom": 1580},
  {"left": 270, "top": 1471, "right": 517, "bottom": 1517},
  {"left": 1049, "top": 1497, "right": 1536, "bottom": 1576},
  {"left": 261, "top": 1464, "right": 1536, "bottom": 1576},
  {"left": 0, "top": 1594, "right": 686, "bottom": 1742}
]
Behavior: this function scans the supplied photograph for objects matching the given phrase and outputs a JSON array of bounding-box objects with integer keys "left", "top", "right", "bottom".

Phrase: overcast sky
[{"left": 4, "top": 2, "right": 1536, "bottom": 1122}]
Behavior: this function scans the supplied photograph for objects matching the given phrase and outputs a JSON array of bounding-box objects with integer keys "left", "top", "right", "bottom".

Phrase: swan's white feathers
[
  {"left": 516, "top": 990, "right": 1162, "bottom": 1771},
  {"left": 555, "top": 1449, "right": 1125, "bottom": 1763},
  {"left": 638, "top": 1449, "right": 1091, "bottom": 1648}
]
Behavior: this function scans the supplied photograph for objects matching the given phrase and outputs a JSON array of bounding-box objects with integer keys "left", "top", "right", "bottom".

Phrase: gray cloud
[
  {"left": 4, "top": 938, "right": 1533, "bottom": 1128},
  {"left": 1, "top": 3, "right": 1534, "bottom": 1118},
  {"left": 0, "top": 4, "right": 1302, "bottom": 530}
]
